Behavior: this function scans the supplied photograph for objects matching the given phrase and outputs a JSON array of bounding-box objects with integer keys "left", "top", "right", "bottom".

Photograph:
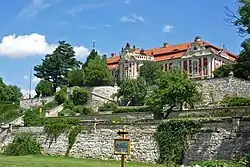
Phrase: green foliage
[
  {"left": 85, "top": 56, "right": 113, "bottom": 86},
  {"left": 44, "top": 122, "right": 84, "bottom": 155},
  {"left": 58, "top": 109, "right": 75, "bottom": 116},
  {"left": 71, "top": 87, "right": 90, "bottom": 105},
  {"left": 98, "top": 102, "right": 117, "bottom": 112},
  {"left": 214, "top": 61, "right": 250, "bottom": 80},
  {"left": 66, "top": 126, "right": 84, "bottom": 156},
  {"left": 139, "top": 61, "right": 161, "bottom": 85},
  {"left": 146, "top": 69, "right": 200, "bottom": 116},
  {"left": 4, "top": 132, "right": 42, "bottom": 156},
  {"left": 23, "top": 108, "right": 80, "bottom": 126},
  {"left": 0, "top": 77, "right": 22, "bottom": 103},
  {"left": 44, "top": 123, "right": 70, "bottom": 147},
  {"left": 228, "top": 0, "right": 250, "bottom": 35},
  {"left": 83, "top": 49, "right": 99, "bottom": 68},
  {"left": 154, "top": 120, "right": 202, "bottom": 165},
  {"left": 73, "top": 105, "right": 93, "bottom": 115},
  {"left": 63, "top": 99, "right": 75, "bottom": 110},
  {"left": 115, "top": 77, "right": 147, "bottom": 106},
  {"left": 112, "top": 106, "right": 151, "bottom": 113},
  {"left": 221, "top": 96, "right": 250, "bottom": 107},
  {"left": 189, "top": 160, "right": 247, "bottom": 167},
  {"left": 34, "top": 41, "right": 81, "bottom": 90},
  {"left": 43, "top": 100, "right": 58, "bottom": 111},
  {"left": 35, "top": 80, "right": 54, "bottom": 97},
  {"left": 23, "top": 108, "right": 44, "bottom": 126},
  {"left": 55, "top": 89, "right": 67, "bottom": 105},
  {"left": 67, "top": 68, "right": 85, "bottom": 87},
  {"left": 237, "top": 38, "right": 250, "bottom": 63},
  {"left": 0, "top": 101, "right": 21, "bottom": 123}
]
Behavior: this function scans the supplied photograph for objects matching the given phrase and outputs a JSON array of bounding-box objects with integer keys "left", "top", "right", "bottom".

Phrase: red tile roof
[{"left": 107, "top": 40, "right": 237, "bottom": 70}]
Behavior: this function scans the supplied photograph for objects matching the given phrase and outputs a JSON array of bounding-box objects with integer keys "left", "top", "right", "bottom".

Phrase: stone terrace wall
[
  {"left": 196, "top": 77, "right": 250, "bottom": 106},
  {"left": 2, "top": 118, "right": 250, "bottom": 164}
]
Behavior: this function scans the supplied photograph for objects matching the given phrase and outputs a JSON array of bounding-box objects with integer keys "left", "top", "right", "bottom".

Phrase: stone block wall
[
  {"left": 196, "top": 77, "right": 250, "bottom": 106},
  {"left": 2, "top": 118, "right": 250, "bottom": 164}
]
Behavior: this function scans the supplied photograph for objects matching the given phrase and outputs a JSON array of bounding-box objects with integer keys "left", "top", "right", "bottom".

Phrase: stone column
[
  {"left": 201, "top": 57, "right": 204, "bottom": 77},
  {"left": 181, "top": 60, "right": 184, "bottom": 70},
  {"left": 134, "top": 62, "right": 137, "bottom": 78},
  {"left": 163, "top": 63, "right": 166, "bottom": 71},
  {"left": 207, "top": 57, "right": 211, "bottom": 78}
]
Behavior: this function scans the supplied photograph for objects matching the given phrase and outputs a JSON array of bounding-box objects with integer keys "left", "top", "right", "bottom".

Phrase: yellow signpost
[{"left": 114, "top": 129, "right": 131, "bottom": 167}]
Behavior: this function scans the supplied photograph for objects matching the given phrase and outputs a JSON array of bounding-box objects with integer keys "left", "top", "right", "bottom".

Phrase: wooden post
[
  {"left": 114, "top": 129, "right": 130, "bottom": 167},
  {"left": 121, "top": 129, "right": 126, "bottom": 167}
]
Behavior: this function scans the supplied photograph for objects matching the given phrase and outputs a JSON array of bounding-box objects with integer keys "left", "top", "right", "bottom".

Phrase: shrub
[
  {"left": 189, "top": 160, "right": 247, "bottom": 167},
  {"left": 73, "top": 105, "right": 93, "bottom": 115},
  {"left": 71, "top": 87, "right": 90, "bottom": 105},
  {"left": 221, "top": 96, "right": 250, "bottom": 107},
  {"left": 55, "top": 89, "right": 67, "bottom": 105},
  {"left": 58, "top": 109, "right": 76, "bottom": 116},
  {"left": 98, "top": 102, "right": 117, "bottom": 112},
  {"left": 112, "top": 106, "right": 151, "bottom": 113},
  {"left": 23, "top": 109, "right": 43, "bottom": 126},
  {"left": 4, "top": 132, "right": 42, "bottom": 156},
  {"left": 43, "top": 100, "right": 58, "bottom": 111},
  {"left": 63, "top": 99, "right": 75, "bottom": 110}
]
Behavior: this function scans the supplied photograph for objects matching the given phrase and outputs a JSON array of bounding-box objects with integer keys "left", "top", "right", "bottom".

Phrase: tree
[
  {"left": 0, "top": 77, "right": 22, "bottom": 102},
  {"left": 139, "top": 61, "right": 161, "bottom": 85},
  {"left": 115, "top": 77, "right": 147, "bottom": 106},
  {"left": 34, "top": 41, "right": 81, "bottom": 90},
  {"left": 67, "top": 68, "right": 85, "bottom": 87},
  {"left": 237, "top": 38, "right": 250, "bottom": 62},
  {"left": 35, "top": 80, "right": 54, "bottom": 97},
  {"left": 83, "top": 49, "right": 99, "bottom": 68},
  {"left": 146, "top": 69, "right": 200, "bottom": 117},
  {"left": 85, "top": 56, "right": 113, "bottom": 86},
  {"left": 225, "top": 0, "right": 250, "bottom": 36}
]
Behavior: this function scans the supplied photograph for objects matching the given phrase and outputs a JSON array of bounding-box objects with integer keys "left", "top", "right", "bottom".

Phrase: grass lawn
[{"left": 0, "top": 156, "right": 162, "bottom": 167}]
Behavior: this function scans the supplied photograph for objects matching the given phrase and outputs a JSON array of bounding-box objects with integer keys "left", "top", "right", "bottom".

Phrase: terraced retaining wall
[{"left": 1, "top": 117, "right": 250, "bottom": 164}]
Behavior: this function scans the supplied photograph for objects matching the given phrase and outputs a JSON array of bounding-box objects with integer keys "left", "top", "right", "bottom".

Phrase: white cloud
[
  {"left": 121, "top": 14, "right": 145, "bottom": 23},
  {"left": 163, "top": 25, "right": 174, "bottom": 33},
  {"left": 124, "top": 0, "right": 131, "bottom": 4},
  {"left": 0, "top": 33, "right": 90, "bottom": 59},
  {"left": 18, "top": 0, "right": 51, "bottom": 19}
]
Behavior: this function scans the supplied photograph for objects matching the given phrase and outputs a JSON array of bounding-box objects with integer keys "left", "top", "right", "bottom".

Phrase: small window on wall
[{"left": 193, "top": 47, "right": 198, "bottom": 50}]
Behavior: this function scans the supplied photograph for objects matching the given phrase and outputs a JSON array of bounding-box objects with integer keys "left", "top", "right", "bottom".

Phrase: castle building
[{"left": 107, "top": 36, "right": 237, "bottom": 80}]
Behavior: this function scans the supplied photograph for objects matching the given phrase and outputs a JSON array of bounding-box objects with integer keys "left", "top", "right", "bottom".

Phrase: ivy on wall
[
  {"left": 154, "top": 119, "right": 202, "bottom": 166},
  {"left": 44, "top": 122, "right": 85, "bottom": 156}
]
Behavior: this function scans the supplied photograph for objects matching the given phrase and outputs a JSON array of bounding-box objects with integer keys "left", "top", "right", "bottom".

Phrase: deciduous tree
[
  {"left": 85, "top": 56, "right": 113, "bottom": 86},
  {"left": 139, "top": 61, "right": 161, "bottom": 85},
  {"left": 115, "top": 77, "right": 147, "bottom": 106},
  {"left": 146, "top": 69, "right": 200, "bottom": 117}
]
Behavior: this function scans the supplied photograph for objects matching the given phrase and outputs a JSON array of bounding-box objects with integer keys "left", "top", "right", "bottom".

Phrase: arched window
[{"left": 193, "top": 61, "right": 198, "bottom": 74}]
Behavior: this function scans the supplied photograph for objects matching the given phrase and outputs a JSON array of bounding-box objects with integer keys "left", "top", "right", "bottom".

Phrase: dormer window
[{"left": 193, "top": 47, "right": 198, "bottom": 50}]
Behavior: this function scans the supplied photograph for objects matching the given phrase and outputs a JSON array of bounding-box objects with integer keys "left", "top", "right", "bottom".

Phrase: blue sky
[{"left": 0, "top": 0, "right": 244, "bottom": 96}]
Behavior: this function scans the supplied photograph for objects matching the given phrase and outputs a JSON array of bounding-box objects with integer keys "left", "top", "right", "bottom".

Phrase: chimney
[
  {"left": 163, "top": 42, "right": 169, "bottom": 47},
  {"left": 194, "top": 36, "right": 201, "bottom": 42},
  {"left": 111, "top": 53, "right": 115, "bottom": 57}
]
